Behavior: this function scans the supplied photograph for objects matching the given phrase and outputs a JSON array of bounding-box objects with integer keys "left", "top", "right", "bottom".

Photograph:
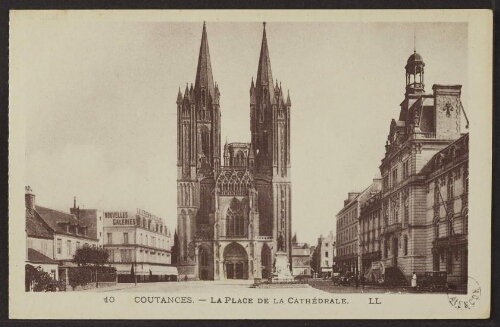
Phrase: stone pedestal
[{"left": 272, "top": 251, "right": 294, "bottom": 283}]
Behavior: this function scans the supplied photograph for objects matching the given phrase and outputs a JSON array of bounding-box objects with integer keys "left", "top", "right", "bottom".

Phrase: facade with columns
[{"left": 176, "top": 23, "right": 292, "bottom": 280}]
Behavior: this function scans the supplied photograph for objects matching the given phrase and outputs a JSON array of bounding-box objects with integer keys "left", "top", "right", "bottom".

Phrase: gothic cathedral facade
[{"left": 176, "top": 23, "right": 292, "bottom": 280}]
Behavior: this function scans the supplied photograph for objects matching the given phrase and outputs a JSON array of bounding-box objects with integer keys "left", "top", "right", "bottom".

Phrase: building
[
  {"left": 422, "top": 134, "right": 468, "bottom": 287},
  {"left": 176, "top": 23, "right": 293, "bottom": 280},
  {"left": 373, "top": 50, "right": 469, "bottom": 286},
  {"left": 25, "top": 186, "right": 100, "bottom": 285},
  {"left": 359, "top": 191, "right": 383, "bottom": 282},
  {"left": 70, "top": 197, "right": 104, "bottom": 246},
  {"left": 334, "top": 179, "right": 381, "bottom": 275},
  {"left": 315, "top": 231, "right": 335, "bottom": 278},
  {"left": 103, "top": 209, "right": 176, "bottom": 282},
  {"left": 291, "top": 234, "right": 311, "bottom": 276}
]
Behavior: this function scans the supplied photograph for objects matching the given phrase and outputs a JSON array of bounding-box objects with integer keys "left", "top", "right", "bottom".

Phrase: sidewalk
[{"left": 78, "top": 283, "right": 139, "bottom": 292}]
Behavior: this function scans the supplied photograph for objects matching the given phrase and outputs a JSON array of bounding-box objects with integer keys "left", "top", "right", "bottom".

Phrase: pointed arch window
[
  {"left": 226, "top": 198, "right": 245, "bottom": 237},
  {"left": 403, "top": 235, "right": 408, "bottom": 256},
  {"left": 200, "top": 127, "right": 210, "bottom": 157},
  {"left": 435, "top": 219, "right": 440, "bottom": 239},
  {"left": 201, "top": 89, "right": 206, "bottom": 107},
  {"left": 262, "top": 131, "right": 269, "bottom": 154}
]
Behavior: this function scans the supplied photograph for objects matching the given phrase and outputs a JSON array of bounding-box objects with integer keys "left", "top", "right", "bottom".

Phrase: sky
[{"left": 11, "top": 13, "right": 468, "bottom": 246}]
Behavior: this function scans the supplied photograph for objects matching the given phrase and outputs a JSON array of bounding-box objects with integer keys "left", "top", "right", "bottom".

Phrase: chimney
[{"left": 25, "top": 186, "right": 35, "bottom": 212}]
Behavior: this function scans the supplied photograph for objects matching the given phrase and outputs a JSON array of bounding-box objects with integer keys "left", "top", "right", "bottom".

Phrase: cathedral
[{"left": 176, "top": 23, "right": 292, "bottom": 280}]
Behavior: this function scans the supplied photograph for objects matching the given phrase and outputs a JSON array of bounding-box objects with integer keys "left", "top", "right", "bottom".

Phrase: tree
[
  {"left": 172, "top": 229, "right": 179, "bottom": 265},
  {"left": 25, "top": 264, "right": 58, "bottom": 292},
  {"left": 72, "top": 246, "right": 110, "bottom": 289},
  {"left": 73, "top": 246, "right": 109, "bottom": 266}
]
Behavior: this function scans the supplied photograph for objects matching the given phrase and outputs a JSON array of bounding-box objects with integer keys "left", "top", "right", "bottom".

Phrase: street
[{"left": 85, "top": 279, "right": 420, "bottom": 294}]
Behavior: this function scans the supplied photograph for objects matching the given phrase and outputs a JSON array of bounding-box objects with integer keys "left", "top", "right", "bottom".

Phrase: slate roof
[
  {"left": 26, "top": 208, "right": 52, "bottom": 239},
  {"left": 34, "top": 205, "right": 98, "bottom": 241},
  {"left": 27, "top": 248, "right": 57, "bottom": 264},
  {"left": 419, "top": 133, "right": 469, "bottom": 177}
]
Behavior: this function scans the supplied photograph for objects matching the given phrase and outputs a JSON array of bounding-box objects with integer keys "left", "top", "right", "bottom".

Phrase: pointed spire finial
[
  {"left": 263, "top": 21, "right": 266, "bottom": 29},
  {"left": 413, "top": 26, "right": 416, "bottom": 53}
]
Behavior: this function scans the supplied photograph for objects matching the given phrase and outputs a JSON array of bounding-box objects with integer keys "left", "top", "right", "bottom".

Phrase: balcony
[
  {"left": 383, "top": 222, "right": 402, "bottom": 234},
  {"left": 432, "top": 234, "right": 468, "bottom": 249}
]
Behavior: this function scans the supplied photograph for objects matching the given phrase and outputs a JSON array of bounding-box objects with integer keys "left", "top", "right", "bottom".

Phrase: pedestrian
[
  {"left": 355, "top": 272, "right": 359, "bottom": 287},
  {"left": 184, "top": 274, "right": 188, "bottom": 282},
  {"left": 411, "top": 272, "right": 417, "bottom": 290},
  {"left": 361, "top": 273, "right": 365, "bottom": 289}
]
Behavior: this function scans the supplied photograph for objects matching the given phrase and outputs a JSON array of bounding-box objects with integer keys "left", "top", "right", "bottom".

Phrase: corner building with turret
[{"left": 176, "top": 23, "right": 292, "bottom": 280}]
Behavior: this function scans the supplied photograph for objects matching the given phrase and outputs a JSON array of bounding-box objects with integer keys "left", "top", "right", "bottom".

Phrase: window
[
  {"left": 448, "top": 214, "right": 454, "bottom": 236},
  {"left": 463, "top": 208, "right": 468, "bottom": 234},
  {"left": 67, "top": 240, "right": 72, "bottom": 256},
  {"left": 325, "top": 243, "right": 328, "bottom": 247},
  {"left": 84, "top": 243, "right": 89, "bottom": 247},
  {"left": 107, "top": 249, "right": 114, "bottom": 262},
  {"left": 403, "top": 235, "right": 408, "bottom": 256},
  {"left": 140, "top": 233, "right": 143, "bottom": 245},
  {"left": 146, "top": 235, "right": 148, "bottom": 246},
  {"left": 120, "top": 249, "right": 132, "bottom": 262},
  {"left": 325, "top": 252, "right": 329, "bottom": 258},
  {"left": 107, "top": 233, "right": 113, "bottom": 244},
  {"left": 435, "top": 220, "right": 440, "bottom": 239},
  {"left": 446, "top": 250, "right": 453, "bottom": 274},
  {"left": 76, "top": 241, "right": 81, "bottom": 249},
  {"left": 464, "top": 168, "right": 469, "bottom": 193},
  {"left": 57, "top": 239, "right": 62, "bottom": 254},
  {"left": 447, "top": 178, "right": 454, "bottom": 200},
  {"left": 123, "top": 232, "right": 129, "bottom": 244},
  {"left": 403, "top": 160, "right": 409, "bottom": 179},
  {"left": 383, "top": 175, "right": 389, "bottom": 190},
  {"left": 392, "top": 169, "right": 398, "bottom": 187},
  {"left": 434, "top": 182, "right": 440, "bottom": 205}
]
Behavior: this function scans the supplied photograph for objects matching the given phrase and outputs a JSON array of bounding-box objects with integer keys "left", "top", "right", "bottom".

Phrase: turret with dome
[{"left": 405, "top": 51, "right": 425, "bottom": 95}]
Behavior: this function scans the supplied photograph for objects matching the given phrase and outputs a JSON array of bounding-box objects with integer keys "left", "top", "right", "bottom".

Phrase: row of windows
[
  {"left": 434, "top": 210, "right": 468, "bottom": 239},
  {"left": 338, "top": 225, "right": 357, "bottom": 245},
  {"left": 338, "top": 243, "right": 357, "bottom": 257},
  {"left": 337, "top": 208, "right": 358, "bottom": 229},
  {"left": 106, "top": 249, "right": 170, "bottom": 263},
  {"left": 106, "top": 232, "right": 170, "bottom": 250},
  {"left": 56, "top": 238, "right": 93, "bottom": 256},
  {"left": 383, "top": 159, "right": 410, "bottom": 191},
  {"left": 433, "top": 173, "right": 468, "bottom": 205}
]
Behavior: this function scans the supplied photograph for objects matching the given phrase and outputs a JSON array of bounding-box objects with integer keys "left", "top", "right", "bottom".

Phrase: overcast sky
[{"left": 11, "top": 13, "right": 468, "bottom": 245}]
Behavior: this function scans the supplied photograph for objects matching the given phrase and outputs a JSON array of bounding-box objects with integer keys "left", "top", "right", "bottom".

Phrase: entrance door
[
  {"left": 236, "top": 263, "right": 244, "bottom": 279},
  {"left": 227, "top": 263, "right": 235, "bottom": 279},
  {"left": 223, "top": 243, "right": 248, "bottom": 280},
  {"left": 392, "top": 237, "right": 398, "bottom": 267}
]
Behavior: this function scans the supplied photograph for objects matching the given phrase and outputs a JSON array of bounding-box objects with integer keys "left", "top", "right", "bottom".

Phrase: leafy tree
[
  {"left": 73, "top": 246, "right": 109, "bottom": 266},
  {"left": 25, "top": 264, "right": 58, "bottom": 292}
]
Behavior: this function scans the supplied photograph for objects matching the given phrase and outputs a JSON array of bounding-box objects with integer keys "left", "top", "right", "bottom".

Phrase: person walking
[
  {"left": 411, "top": 272, "right": 417, "bottom": 290},
  {"left": 355, "top": 272, "right": 359, "bottom": 287}
]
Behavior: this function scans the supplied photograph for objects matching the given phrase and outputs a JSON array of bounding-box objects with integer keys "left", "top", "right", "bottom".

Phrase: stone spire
[
  {"left": 194, "top": 22, "right": 215, "bottom": 101},
  {"left": 256, "top": 22, "right": 274, "bottom": 94}
]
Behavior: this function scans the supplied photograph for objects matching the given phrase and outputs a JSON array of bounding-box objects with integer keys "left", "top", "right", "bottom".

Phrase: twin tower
[{"left": 176, "top": 23, "right": 292, "bottom": 280}]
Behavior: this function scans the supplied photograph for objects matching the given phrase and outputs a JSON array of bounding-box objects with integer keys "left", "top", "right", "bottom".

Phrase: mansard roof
[{"left": 419, "top": 133, "right": 469, "bottom": 177}]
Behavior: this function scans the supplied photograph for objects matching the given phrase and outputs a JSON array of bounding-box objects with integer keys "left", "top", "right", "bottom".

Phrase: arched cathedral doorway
[
  {"left": 223, "top": 243, "right": 248, "bottom": 280},
  {"left": 261, "top": 243, "right": 272, "bottom": 280},
  {"left": 198, "top": 245, "right": 213, "bottom": 280}
]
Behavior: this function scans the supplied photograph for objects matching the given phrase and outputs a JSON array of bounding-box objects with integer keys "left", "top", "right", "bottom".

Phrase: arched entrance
[
  {"left": 392, "top": 237, "right": 398, "bottom": 267},
  {"left": 261, "top": 243, "right": 272, "bottom": 279},
  {"left": 198, "top": 246, "right": 213, "bottom": 280},
  {"left": 223, "top": 243, "right": 248, "bottom": 280}
]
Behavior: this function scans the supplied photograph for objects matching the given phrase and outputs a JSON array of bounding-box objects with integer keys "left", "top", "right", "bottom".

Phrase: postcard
[{"left": 9, "top": 9, "right": 492, "bottom": 319}]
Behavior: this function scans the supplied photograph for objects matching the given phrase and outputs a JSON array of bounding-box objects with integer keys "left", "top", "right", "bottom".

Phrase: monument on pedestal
[{"left": 272, "top": 233, "right": 294, "bottom": 283}]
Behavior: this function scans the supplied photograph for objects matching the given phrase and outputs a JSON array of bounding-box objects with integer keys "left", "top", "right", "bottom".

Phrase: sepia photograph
[{"left": 8, "top": 10, "right": 492, "bottom": 319}]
